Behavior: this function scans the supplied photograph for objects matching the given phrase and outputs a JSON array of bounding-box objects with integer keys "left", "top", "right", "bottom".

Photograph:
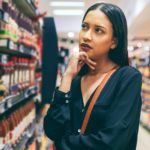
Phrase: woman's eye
[
  {"left": 95, "top": 28, "right": 103, "bottom": 33},
  {"left": 81, "top": 24, "right": 88, "bottom": 30}
]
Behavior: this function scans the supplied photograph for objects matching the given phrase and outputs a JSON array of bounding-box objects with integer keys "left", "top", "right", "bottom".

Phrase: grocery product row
[
  {"left": 0, "top": 0, "right": 47, "bottom": 150},
  {"left": 129, "top": 40, "right": 150, "bottom": 131}
]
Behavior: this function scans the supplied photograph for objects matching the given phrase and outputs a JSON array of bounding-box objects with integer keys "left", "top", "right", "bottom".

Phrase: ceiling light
[
  {"left": 50, "top": 1, "right": 84, "bottom": 7},
  {"left": 68, "top": 32, "right": 75, "bottom": 38},
  {"left": 128, "top": 46, "right": 134, "bottom": 51},
  {"left": 144, "top": 46, "right": 150, "bottom": 51},
  {"left": 137, "top": 42, "right": 142, "bottom": 48},
  {"left": 72, "top": 46, "right": 79, "bottom": 53},
  {"left": 53, "top": 9, "right": 84, "bottom": 16}
]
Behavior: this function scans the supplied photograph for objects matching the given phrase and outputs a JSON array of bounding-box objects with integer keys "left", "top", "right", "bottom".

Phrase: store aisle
[{"left": 137, "top": 125, "right": 150, "bottom": 150}]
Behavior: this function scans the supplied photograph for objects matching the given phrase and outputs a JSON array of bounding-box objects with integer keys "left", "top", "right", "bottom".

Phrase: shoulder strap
[{"left": 80, "top": 66, "right": 119, "bottom": 134}]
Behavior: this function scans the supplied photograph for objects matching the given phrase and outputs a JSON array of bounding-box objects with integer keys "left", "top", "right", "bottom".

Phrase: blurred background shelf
[
  {"left": 13, "top": 0, "right": 38, "bottom": 18},
  {"left": 0, "top": 85, "right": 38, "bottom": 115}
]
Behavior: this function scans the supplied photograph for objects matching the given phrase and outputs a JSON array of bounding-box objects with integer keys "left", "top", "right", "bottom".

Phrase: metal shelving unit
[
  {"left": 0, "top": 85, "right": 38, "bottom": 115},
  {"left": 1, "top": 119, "right": 36, "bottom": 150},
  {"left": 13, "top": 0, "right": 38, "bottom": 18},
  {"left": 0, "top": 1, "right": 43, "bottom": 149},
  {"left": 0, "top": 40, "right": 36, "bottom": 58}
]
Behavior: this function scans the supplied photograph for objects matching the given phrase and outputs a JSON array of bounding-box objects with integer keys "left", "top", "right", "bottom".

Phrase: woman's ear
[{"left": 111, "top": 38, "right": 118, "bottom": 49}]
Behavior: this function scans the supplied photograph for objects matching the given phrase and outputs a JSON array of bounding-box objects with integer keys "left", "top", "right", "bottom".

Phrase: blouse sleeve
[
  {"left": 43, "top": 87, "right": 72, "bottom": 141},
  {"left": 54, "top": 70, "right": 142, "bottom": 150}
]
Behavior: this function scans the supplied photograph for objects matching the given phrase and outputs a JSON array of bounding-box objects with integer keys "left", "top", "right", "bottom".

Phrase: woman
[{"left": 44, "top": 3, "right": 142, "bottom": 150}]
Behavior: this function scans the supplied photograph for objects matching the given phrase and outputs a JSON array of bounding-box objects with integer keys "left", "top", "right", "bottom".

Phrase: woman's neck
[{"left": 88, "top": 58, "right": 118, "bottom": 76}]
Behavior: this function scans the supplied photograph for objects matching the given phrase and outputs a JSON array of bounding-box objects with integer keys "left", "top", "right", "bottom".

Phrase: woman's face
[{"left": 79, "top": 10, "right": 116, "bottom": 61}]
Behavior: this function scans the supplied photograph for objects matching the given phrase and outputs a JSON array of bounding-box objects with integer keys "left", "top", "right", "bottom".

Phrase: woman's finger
[
  {"left": 79, "top": 52, "right": 96, "bottom": 65},
  {"left": 85, "top": 57, "right": 96, "bottom": 67},
  {"left": 78, "top": 52, "right": 97, "bottom": 70},
  {"left": 86, "top": 58, "right": 96, "bottom": 66}
]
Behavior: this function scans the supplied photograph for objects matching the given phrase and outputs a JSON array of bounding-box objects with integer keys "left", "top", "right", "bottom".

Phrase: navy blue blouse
[{"left": 44, "top": 66, "right": 142, "bottom": 150}]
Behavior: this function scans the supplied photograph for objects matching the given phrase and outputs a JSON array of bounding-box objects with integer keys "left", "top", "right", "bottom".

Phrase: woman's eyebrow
[
  {"left": 83, "top": 22, "right": 106, "bottom": 29},
  {"left": 95, "top": 25, "right": 106, "bottom": 30},
  {"left": 82, "top": 21, "right": 88, "bottom": 25}
]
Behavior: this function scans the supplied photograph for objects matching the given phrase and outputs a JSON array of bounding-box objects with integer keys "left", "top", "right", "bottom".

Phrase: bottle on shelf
[
  {"left": 18, "top": 57, "right": 23, "bottom": 92},
  {"left": 29, "top": 58, "right": 35, "bottom": 86},
  {"left": 0, "top": 79, "right": 6, "bottom": 101},
  {"left": 25, "top": 59, "right": 29, "bottom": 88},
  {"left": 8, "top": 112, "right": 17, "bottom": 146},
  {"left": 0, "top": 100, "right": 36, "bottom": 148},
  {"left": 1, "top": 63, "right": 9, "bottom": 96},
  {"left": 0, "top": 65, "right": 6, "bottom": 101},
  {"left": 10, "top": 57, "right": 18, "bottom": 95},
  {"left": 8, "top": 60, "right": 14, "bottom": 94},
  {"left": 0, "top": 54, "right": 8, "bottom": 101},
  {"left": 0, "top": 119, "right": 8, "bottom": 146},
  {"left": 0, "top": 0, "right": 42, "bottom": 149}
]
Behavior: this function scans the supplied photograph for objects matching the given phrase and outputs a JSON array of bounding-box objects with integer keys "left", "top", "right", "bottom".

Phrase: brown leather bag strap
[{"left": 80, "top": 66, "right": 119, "bottom": 135}]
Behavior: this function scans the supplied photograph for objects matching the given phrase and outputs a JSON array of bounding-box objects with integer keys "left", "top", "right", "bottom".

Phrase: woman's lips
[{"left": 80, "top": 43, "right": 92, "bottom": 52}]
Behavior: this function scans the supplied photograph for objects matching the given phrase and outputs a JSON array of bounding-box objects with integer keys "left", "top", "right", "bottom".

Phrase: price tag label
[
  {"left": 27, "top": 0, "right": 31, "bottom": 4},
  {"left": 31, "top": 89, "right": 35, "bottom": 94},
  {"left": 4, "top": 12, "right": 9, "bottom": 23},
  {"left": 24, "top": 90, "right": 30, "bottom": 98},
  {"left": 19, "top": 45, "right": 24, "bottom": 53},
  {"left": 0, "top": 102, "right": 5, "bottom": 114},
  {"left": 0, "top": 39, "right": 7, "bottom": 47},
  {"left": 9, "top": 40, "right": 14, "bottom": 50},
  {"left": 7, "top": 98, "right": 12, "bottom": 108}
]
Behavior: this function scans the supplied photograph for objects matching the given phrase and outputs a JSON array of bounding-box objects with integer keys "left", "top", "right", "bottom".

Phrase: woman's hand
[
  {"left": 64, "top": 52, "right": 96, "bottom": 78},
  {"left": 59, "top": 52, "right": 96, "bottom": 92}
]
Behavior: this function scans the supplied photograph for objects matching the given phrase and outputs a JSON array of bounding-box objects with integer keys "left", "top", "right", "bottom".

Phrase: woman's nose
[{"left": 83, "top": 30, "right": 92, "bottom": 41}]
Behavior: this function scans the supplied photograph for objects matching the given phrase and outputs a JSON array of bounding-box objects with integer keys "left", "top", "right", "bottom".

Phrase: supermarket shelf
[
  {"left": 13, "top": 0, "right": 38, "bottom": 18},
  {"left": 142, "top": 106, "right": 150, "bottom": 113},
  {"left": 0, "top": 85, "right": 38, "bottom": 115},
  {"left": 140, "top": 121, "right": 150, "bottom": 133},
  {"left": 142, "top": 97, "right": 150, "bottom": 102},
  {"left": 0, "top": 39, "right": 36, "bottom": 58},
  {"left": 137, "top": 64, "right": 150, "bottom": 67},
  {"left": 1, "top": 145, "right": 11, "bottom": 150},
  {"left": 2, "top": 119, "right": 36, "bottom": 150},
  {"left": 0, "top": 9, "right": 9, "bottom": 23},
  {"left": 143, "top": 76, "right": 150, "bottom": 85},
  {"left": 13, "top": 120, "right": 36, "bottom": 150},
  {"left": 0, "top": 48, "right": 35, "bottom": 58},
  {"left": 141, "top": 96, "right": 150, "bottom": 113}
]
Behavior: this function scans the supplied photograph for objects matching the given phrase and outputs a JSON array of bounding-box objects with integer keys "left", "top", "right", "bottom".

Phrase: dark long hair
[{"left": 79, "top": 3, "right": 129, "bottom": 76}]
